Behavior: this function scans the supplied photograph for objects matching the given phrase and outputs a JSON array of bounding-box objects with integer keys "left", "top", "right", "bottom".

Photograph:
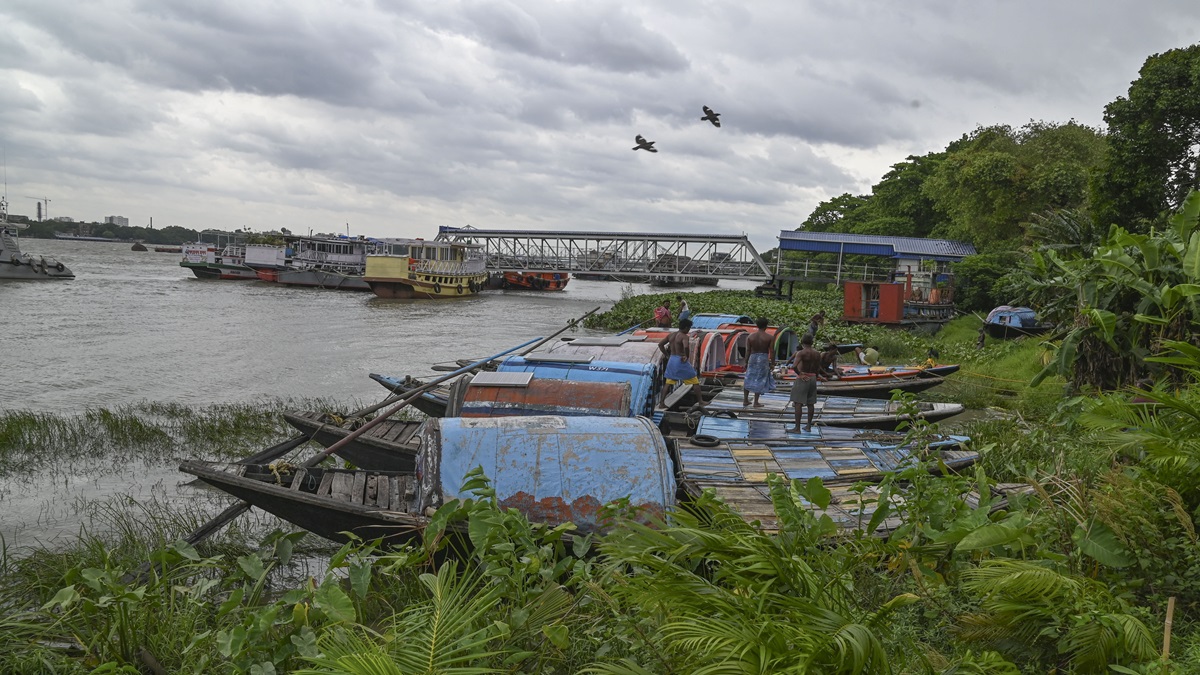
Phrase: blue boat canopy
[
  {"left": 497, "top": 356, "right": 658, "bottom": 417},
  {"left": 985, "top": 305, "right": 1039, "bottom": 326},
  {"left": 418, "top": 416, "right": 674, "bottom": 532},
  {"left": 688, "top": 313, "right": 753, "bottom": 330}
]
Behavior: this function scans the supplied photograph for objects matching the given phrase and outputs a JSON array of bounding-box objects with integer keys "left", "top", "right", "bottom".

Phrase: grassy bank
[{"left": 3, "top": 304, "right": 1199, "bottom": 672}]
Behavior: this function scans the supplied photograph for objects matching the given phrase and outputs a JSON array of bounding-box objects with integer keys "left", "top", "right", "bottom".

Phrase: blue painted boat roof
[
  {"left": 427, "top": 416, "right": 675, "bottom": 531},
  {"left": 777, "top": 231, "right": 976, "bottom": 260},
  {"left": 689, "top": 313, "right": 752, "bottom": 329},
  {"left": 497, "top": 356, "right": 658, "bottom": 417}
]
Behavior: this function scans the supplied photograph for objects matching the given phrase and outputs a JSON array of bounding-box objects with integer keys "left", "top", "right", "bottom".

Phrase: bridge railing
[
  {"left": 482, "top": 254, "right": 770, "bottom": 279},
  {"left": 775, "top": 259, "right": 894, "bottom": 282}
]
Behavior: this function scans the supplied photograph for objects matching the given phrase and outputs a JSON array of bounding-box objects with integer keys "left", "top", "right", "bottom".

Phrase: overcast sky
[{"left": 1, "top": 1, "right": 1198, "bottom": 251}]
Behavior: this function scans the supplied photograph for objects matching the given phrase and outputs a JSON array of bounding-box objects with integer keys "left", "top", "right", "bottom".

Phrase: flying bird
[
  {"left": 632, "top": 135, "right": 657, "bottom": 152},
  {"left": 700, "top": 105, "right": 721, "bottom": 127}
]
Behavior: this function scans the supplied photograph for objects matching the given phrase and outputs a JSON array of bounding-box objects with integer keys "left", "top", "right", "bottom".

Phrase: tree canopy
[{"left": 1092, "top": 43, "right": 1200, "bottom": 231}]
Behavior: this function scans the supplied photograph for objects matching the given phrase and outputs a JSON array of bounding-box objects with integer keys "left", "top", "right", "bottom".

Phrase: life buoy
[
  {"left": 433, "top": 282, "right": 442, "bottom": 294},
  {"left": 691, "top": 434, "right": 720, "bottom": 447},
  {"left": 456, "top": 283, "right": 463, "bottom": 294},
  {"left": 55, "top": 262, "right": 65, "bottom": 272}
]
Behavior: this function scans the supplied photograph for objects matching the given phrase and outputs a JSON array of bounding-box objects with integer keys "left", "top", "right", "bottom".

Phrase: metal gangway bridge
[{"left": 435, "top": 226, "right": 773, "bottom": 282}]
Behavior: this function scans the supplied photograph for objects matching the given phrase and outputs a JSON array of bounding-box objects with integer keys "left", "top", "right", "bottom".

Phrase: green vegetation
[
  {"left": 0, "top": 397, "right": 390, "bottom": 476},
  {"left": 4, "top": 37, "right": 1200, "bottom": 675}
]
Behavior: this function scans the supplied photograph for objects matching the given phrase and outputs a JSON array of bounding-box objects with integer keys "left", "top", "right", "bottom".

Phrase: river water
[{"left": 1, "top": 239, "right": 760, "bottom": 548}]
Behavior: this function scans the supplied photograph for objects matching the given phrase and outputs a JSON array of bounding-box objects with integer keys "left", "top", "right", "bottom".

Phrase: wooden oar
[
  {"left": 379, "top": 306, "right": 601, "bottom": 398},
  {"left": 295, "top": 337, "right": 541, "bottom": 468},
  {"left": 617, "top": 317, "right": 653, "bottom": 335}
]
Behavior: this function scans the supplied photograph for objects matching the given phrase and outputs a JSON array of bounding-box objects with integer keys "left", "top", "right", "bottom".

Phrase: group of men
[
  {"left": 653, "top": 296, "right": 691, "bottom": 328},
  {"left": 656, "top": 311, "right": 866, "bottom": 434}
]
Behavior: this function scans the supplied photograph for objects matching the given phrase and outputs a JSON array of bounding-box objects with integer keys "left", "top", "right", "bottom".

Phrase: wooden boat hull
[
  {"left": 660, "top": 391, "right": 964, "bottom": 431},
  {"left": 985, "top": 323, "right": 1052, "bottom": 339},
  {"left": 180, "top": 462, "right": 427, "bottom": 546},
  {"left": 282, "top": 411, "right": 424, "bottom": 472},
  {"left": 369, "top": 373, "right": 451, "bottom": 417}
]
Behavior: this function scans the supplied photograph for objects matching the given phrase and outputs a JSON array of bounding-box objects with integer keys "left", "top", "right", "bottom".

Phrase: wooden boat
[
  {"left": 364, "top": 239, "right": 489, "bottom": 299},
  {"left": 545, "top": 335, "right": 667, "bottom": 373},
  {"left": 674, "top": 424, "right": 976, "bottom": 488},
  {"left": 183, "top": 413, "right": 1017, "bottom": 545},
  {"left": 181, "top": 461, "right": 429, "bottom": 546},
  {"left": 282, "top": 411, "right": 424, "bottom": 472},
  {"left": 458, "top": 373, "right": 632, "bottom": 418},
  {"left": 370, "top": 373, "right": 454, "bottom": 418},
  {"left": 153, "top": 245, "right": 183, "bottom": 253},
  {"left": 494, "top": 356, "right": 659, "bottom": 417},
  {"left": 182, "top": 416, "right": 676, "bottom": 545},
  {"left": 679, "top": 476, "right": 1035, "bottom": 536},
  {"left": 705, "top": 363, "right": 959, "bottom": 400},
  {"left": 502, "top": 271, "right": 569, "bottom": 291},
  {"left": 659, "top": 390, "right": 965, "bottom": 431}
]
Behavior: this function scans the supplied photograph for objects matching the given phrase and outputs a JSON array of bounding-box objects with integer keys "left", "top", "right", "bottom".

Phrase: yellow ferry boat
[{"left": 364, "top": 238, "right": 489, "bottom": 299}]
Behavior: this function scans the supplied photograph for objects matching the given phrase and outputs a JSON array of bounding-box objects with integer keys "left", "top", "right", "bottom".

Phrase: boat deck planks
[
  {"left": 290, "top": 468, "right": 308, "bottom": 491},
  {"left": 317, "top": 472, "right": 334, "bottom": 497},
  {"left": 676, "top": 433, "right": 978, "bottom": 486}
]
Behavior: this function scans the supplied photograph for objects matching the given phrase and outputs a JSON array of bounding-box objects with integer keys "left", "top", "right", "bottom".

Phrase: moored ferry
[
  {"left": 502, "top": 271, "right": 569, "bottom": 291},
  {"left": 180, "top": 231, "right": 258, "bottom": 280},
  {"left": 364, "top": 238, "right": 488, "bottom": 299},
  {"left": 273, "top": 234, "right": 394, "bottom": 291}
]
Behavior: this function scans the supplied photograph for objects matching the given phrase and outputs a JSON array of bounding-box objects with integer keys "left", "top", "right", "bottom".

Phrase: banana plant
[{"left": 1030, "top": 190, "right": 1200, "bottom": 389}]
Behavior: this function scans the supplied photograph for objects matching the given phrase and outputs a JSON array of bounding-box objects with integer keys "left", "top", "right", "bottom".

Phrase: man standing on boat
[
  {"left": 659, "top": 318, "right": 702, "bottom": 401},
  {"left": 804, "top": 311, "right": 825, "bottom": 342},
  {"left": 654, "top": 299, "right": 672, "bottom": 328},
  {"left": 742, "top": 317, "right": 775, "bottom": 408},
  {"left": 676, "top": 295, "right": 691, "bottom": 325},
  {"left": 787, "top": 334, "right": 826, "bottom": 433}
]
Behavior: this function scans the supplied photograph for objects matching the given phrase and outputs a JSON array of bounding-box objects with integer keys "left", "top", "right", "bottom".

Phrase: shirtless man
[
  {"left": 658, "top": 318, "right": 701, "bottom": 402},
  {"left": 820, "top": 342, "right": 841, "bottom": 379},
  {"left": 787, "top": 334, "right": 825, "bottom": 433},
  {"left": 742, "top": 317, "right": 775, "bottom": 407}
]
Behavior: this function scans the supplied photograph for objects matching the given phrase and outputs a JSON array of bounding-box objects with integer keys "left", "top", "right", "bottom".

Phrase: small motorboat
[{"left": 984, "top": 306, "right": 1052, "bottom": 339}]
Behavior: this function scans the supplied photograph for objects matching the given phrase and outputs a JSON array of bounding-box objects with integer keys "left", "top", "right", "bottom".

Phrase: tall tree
[
  {"left": 1093, "top": 44, "right": 1200, "bottom": 231},
  {"left": 799, "top": 193, "right": 871, "bottom": 232},
  {"left": 924, "top": 122, "right": 1106, "bottom": 251},
  {"left": 862, "top": 152, "right": 949, "bottom": 238}
]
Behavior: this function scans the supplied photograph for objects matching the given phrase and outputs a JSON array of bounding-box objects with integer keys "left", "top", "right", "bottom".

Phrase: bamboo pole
[{"left": 1163, "top": 595, "right": 1176, "bottom": 660}]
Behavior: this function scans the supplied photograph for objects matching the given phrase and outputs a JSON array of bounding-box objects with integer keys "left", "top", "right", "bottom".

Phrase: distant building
[
  {"left": 104, "top": 216, "right": 129, "bottom": 227},
  {"left": 52, "top": 216, "right": 75, "bottom": 222}
]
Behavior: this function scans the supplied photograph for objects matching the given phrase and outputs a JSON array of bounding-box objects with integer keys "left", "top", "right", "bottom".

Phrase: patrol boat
[{"left": 0, "top": 197, "right": 74, "bottom": 280}]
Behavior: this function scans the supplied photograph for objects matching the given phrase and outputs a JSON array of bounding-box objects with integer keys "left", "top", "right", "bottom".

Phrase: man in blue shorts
[{"left": 659, "top": 318, "right": 701, "bottom": 403}]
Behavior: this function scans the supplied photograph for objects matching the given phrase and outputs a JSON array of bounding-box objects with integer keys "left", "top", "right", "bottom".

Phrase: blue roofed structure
[{"left": 777, "top": 231, "right": 976, "bottom": 261}]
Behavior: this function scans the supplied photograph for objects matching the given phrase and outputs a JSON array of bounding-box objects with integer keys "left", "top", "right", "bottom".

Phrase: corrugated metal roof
[{"left": 777, "top": 231, "right": 976, "bottom": 259}]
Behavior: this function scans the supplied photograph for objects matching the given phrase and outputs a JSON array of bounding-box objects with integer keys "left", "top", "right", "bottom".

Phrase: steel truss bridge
[{"left": 435, "top": 227, "right": 773, "bottom": 281}]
